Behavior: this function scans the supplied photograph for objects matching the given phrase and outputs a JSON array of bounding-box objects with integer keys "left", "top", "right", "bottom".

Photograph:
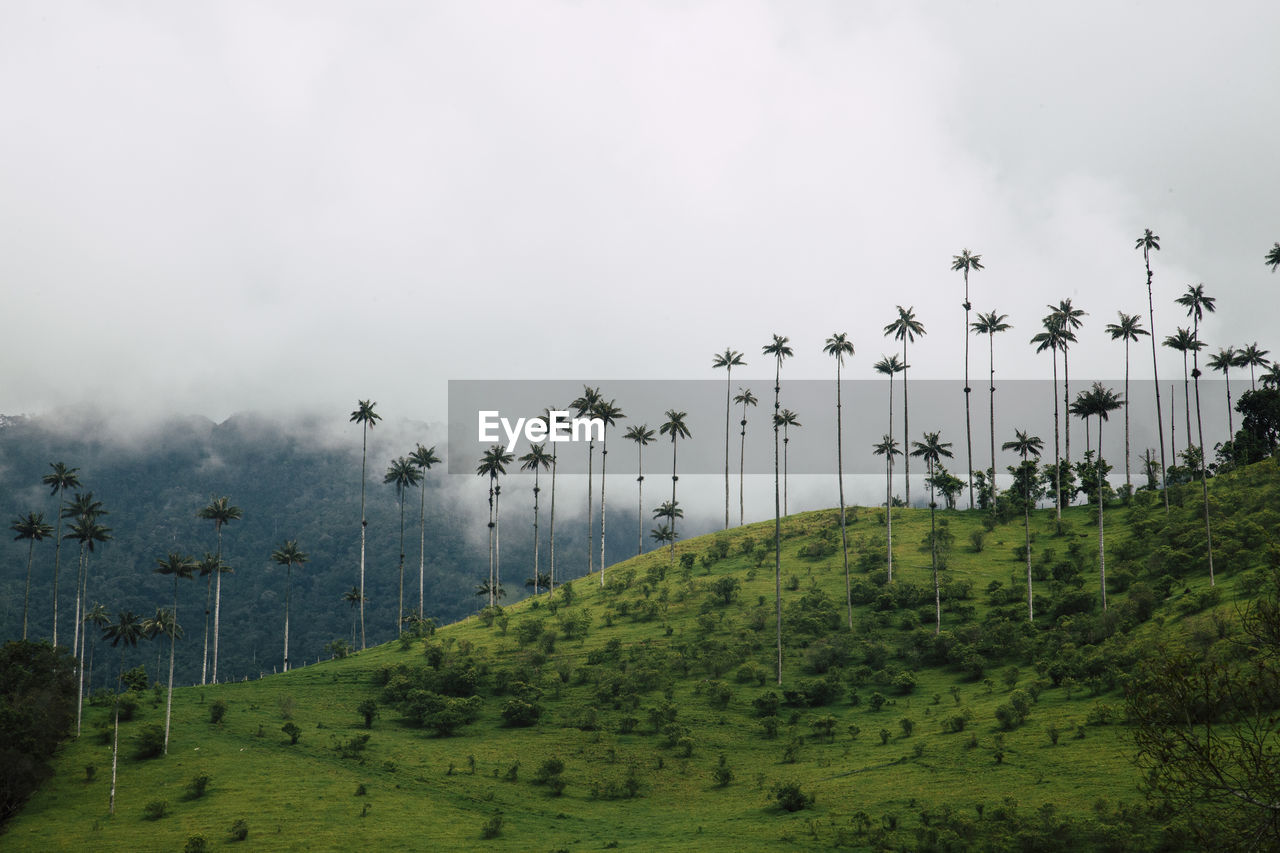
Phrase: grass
[{"left": 7, "top": 459, "right": 1277, "bottom": 850}]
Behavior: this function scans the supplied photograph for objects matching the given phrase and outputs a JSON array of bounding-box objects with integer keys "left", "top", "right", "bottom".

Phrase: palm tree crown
[{"left": 1265, "top": 242, "right": 1280, "bottom": 272}]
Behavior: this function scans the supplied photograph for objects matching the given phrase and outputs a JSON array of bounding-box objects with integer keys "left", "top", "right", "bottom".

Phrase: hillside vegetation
[{"left": 7, "top": 459, "right": 1279, "bottom": 851}]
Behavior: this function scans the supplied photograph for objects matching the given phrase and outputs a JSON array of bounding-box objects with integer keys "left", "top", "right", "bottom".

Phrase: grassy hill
[{"left": 7, "top": 460, "right": 1278, "bottom": 851}]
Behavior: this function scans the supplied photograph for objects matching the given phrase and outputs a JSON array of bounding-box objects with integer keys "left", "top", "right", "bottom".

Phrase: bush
[
  {"left": 712, "top": 754, "right": 733, "bottom": 787},
  {"left": 185, "top": 773, "right": 212, "bottom": 800},
  {"left": 773, "top": 781, "right": 814, "bottom": 812},
  {"left": 143, "top": 799, "right": 167, "bottom": 821},
  {"left": 480, "top": 815, "right": 504, "bottom": 839},
  {"left": 229, "top": 818, "right": 249, "bottom": 842},
  {"left": 134, "top": 724, "right": 166, "bottom": 759},
  {"left": 282, "top": 722, "right": 301, "bottom": 744},
  {"left": 500, "top": 697, "right": 542, "bottom": 727},
  {"left": 869, "top": 692, "right": 887, "bottom": 712},
  {"left": 209, "top": 699, "right": 228, "bottom": 724},
  {"left": 116, "top": 692, "right": 140, "bottom": 721},
  {"left": 357, "top": 699, "right": 379, "bottom": 729},
  {"left": 184, "top": 835, "right": 208, "bottom": 853}
]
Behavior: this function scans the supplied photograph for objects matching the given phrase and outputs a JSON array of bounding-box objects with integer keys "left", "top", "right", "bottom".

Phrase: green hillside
[{"left": 6, "top": 460, "right": 1279, "bottom": 851}]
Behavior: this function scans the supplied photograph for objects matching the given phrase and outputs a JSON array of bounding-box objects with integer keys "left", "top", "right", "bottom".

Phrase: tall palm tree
[
  {"left": 774, "top": 409, "right": 800, "bottom": 516},
  {"left": 103, "top": 610, "right": 145, "bottom": 815},
  {"left": 270, "top": 541, "right": 309, "bottom": 671},
  {"left": 1238, "top": 343, "right": 1271, "bottom": 392},
  {"left": 1136, "top": 229, "right": 1170, "bottom": 510},
  {"left": 1175, "top": 283, "right": 1217, "bottom": 585},
  {"left": 910, "top": 431, "right": 953, "bottom": 634},
  {"left": 11, "top": 511, "right": 53, "bottom": 640},
  {"left": 873, "top": 355, "right": 905, "bottom": 501},
  {"left": 650, "top": 524, "right": 675, "bottom": 553},
  {"left": 593, "top": 397, "right": 626, "bottom": 585},
  {"left": 624, "top": 424, "right": 655, "bottom": 555},
  {"left": 971, "top": 312, "right": 1011, "bottom": 507},
  {"left": 476, "top": 446, "right": 514, "bottom": 607},
  {"left": 342, "top": 586, "right": 362, "bottom": 644},
  {"left": 540, "top": 407, "right": 563, "bottom": 596},
  {"left": 1049, "top": 299, "right": 1086, "bottom": 476},
  {"left": 883, "top": 308, "right": 925, "bottom": 505},
  {"left": 1206, "top": 347, "right": 1240, "bottom": 437},
  {"left": 408, "top": 444, "right": 441, "bottom": 619},
  {"left": 733, "top": 388, "right": 758, "bottom": 526},
  {"left": 658, "top": 410, "right": 691, "bottom": 547},
  {"left": 1031, "top": 318, "right": 1067, "bottom": 518},
  {"left": 570, "top": 386, "right": 603, "bottom": 576},
  {"left": 872, "top": 435, "right": 901, "bottom": 582},
  {"left": 349, "top": 400, "right": 381, "bottom": 650},
  {"left": 64, "top": 496, "right": 109, "bottom": 734},
  {"left": 1266, "top": 242, "right": 1280, "bottom": 272},
  {"left": 1163, "top": 326, "right": 1203, "bottom": 457},
  {"left": 824, "top": 332, "right": 856, "bottom": 628},
  {"left": 1078, "top": 384, "right": 1122, "bottom": 609},
  {"left": 518, "top": 443, "right": 552, "bottom": 592},
  {"left": 384, "top": 457, "right": 422, "bottom": 631},
  {"left": 197, "top": 496, "right": 242, "bottom": 684},
  {"left": 652, "top": 501, "right": 683, "bottom": 566},
  {"left": 1263, "top": 364, "right": 1280, "bottom": 389},
  {"left": 82, "top": 603, "right": 109, "bottom": 698},
  {"left": 952, "top": 250, "right": 984, "bottom": 508},
  {"left": 1104, "top": 312, "right": 1149, "bottom": 494},
  {"left": 148, "top": 550, "right": 191, "bottom": 755},
  {"left": 42, "top": 462, "right": 80, "bottom": 646},
  {"left": 194, "top": 552, "right": 228, "bottom": 685},
  {"left": 762, "top": 333, "right": 792, "bottom": 686},
  {"left": 1002, "top": 430, "right": 1044, "bottom": 621},
  {"left": 713, "top": 349, "right": 746, "bottom": 529}
]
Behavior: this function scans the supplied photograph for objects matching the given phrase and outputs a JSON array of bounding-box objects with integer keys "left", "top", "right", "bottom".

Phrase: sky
[{"left": 3, "top": 1, "right": 1277, "bottom": 446}]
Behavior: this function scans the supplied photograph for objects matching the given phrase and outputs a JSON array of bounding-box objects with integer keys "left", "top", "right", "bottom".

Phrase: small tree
[
  {"left": 282, "top": 722, "right": 301, "bottom": 745},
  {"left": 357, "top": 699, "right": 378, "bottom": 729}
]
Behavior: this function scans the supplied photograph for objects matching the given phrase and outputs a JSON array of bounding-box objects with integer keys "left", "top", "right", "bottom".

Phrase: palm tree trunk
[
  {"left": 1063, "top": 351, "right": 1071, "bottom": 485},
  {"left": 359, "top": 423, "right": 368, "bottom": 650},
  {"left": 724, "top": 367, "right": 732, "bottom": 529},
  {"left": 109, "top": 655, "right": 122, "bottom": 816},
  {"left": 51, "top": 487, "right": 66, "bottom": 647},
  {"left": 532, "top": 470, "right": 541, "bottom": 593},
  {"left": 495, "top": 486, "right": 502, "bottom": 600},
  {"left": 1098, "top": 420, "right": 1107, "bottom": 610},
  {"left": 284, "top": 564, "right": 292, "bottom": 671},
  {"left": 22, "top": 539, "right": 35, "bottom": 640},
  {"left": 549, "top": 447, "right": 557, "bottom": 596},
  {"left": 783, "top": 427, "right": 789, "bottom": 517},
  {"left": 587, "top": 440, "right": 595, "bottom": 577},
  {"left": 964, "top": 275, "right": 974, "bottom": 509},
  {"left": 1051, "top": 352, "right": 1061, "bottom": 520},
  {"left": 397, "top": 491, "right": 406, "bottom": 633},
  {"left": 212, "top": 526, "right": 223, "bottom": 684},
  {"left": 600, "top": 429, "right": 609, "bottom": 586},
  {"left": 636, "top": 445, "right": 644, "bottom": 556},
  {"left": 1145, "top": 253, "right": 1170, "bottom": 511},
  {"left": 669, "top": 439, "right": 679, "bottom": 566},
  {"left": 885, "top": 454, "right": 894, "bottom": 582},
  {"left": 75, "top": 549, "right": 88, "bottom": 735},
  {"left": 1023, "top": 455, "right": 1033, "bottom": 622},
  {"left": 929, "top": 468, "right": 940, "bottom": 635},
  {"left": 739, "top": 401, "right": 748, "bottom": 526},
  {"left": 1123, "top": 341, "right": 1132, "bottom": 494},
  {"left": 72, "top": 545, "right": 84, "bottom": 686},
  {"left": 487, "top": 479, "right": 495, "bottom": 607},
  {"left": 773, "top": 358, "right": 783, "bottom": 686},
  {"left": 1191, "top": 328, "right": 1215, "bottom": 585},
  {"left": 989, "top": 331, "right": 997, "bottom": 508},
  {"left": 1182, "top": 355, "right": 1192, "bottom": 457},
  {"left": 419, "top": 472, "right": 427, "bottom": 617},
  {"left": 201, "top": 568, "right": 212, "bottom": 684},
  {"left": 902, "top": 339, "right": 911, "bottom": 505},
  {"left": 836, "top": 361, "right": 851, "bottom": 629},
  {"left": 1224, "top": 370, "right": 1234, "bottom": 437},
  {"left": 165, "top": 577, "right": 177, "bottom": 755}
]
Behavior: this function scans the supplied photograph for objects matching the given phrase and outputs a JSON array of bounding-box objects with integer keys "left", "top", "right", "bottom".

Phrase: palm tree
[
  {"left": 540, "top": 407, "right": 563, "bottom": 595},
  {"left": 1264, "top": 364, "right": 1280, "bottom": 390},
  {"left": 82, "top": 603, "right": 109, "bottom": 698},
  {"left": 1078, "top": 384, "right": 1122, "bottom": 609},
  {"left": 1136, "top": 229, "right": 1170, "bottom": 509},
  {"left": 1049, "top": 299, "right": 1086, "bottom": 477},
  {"left": 713, "top": 349, "right": 747, "bottom": 529},
  {"left": 883, "top": 309, "right": 925, "bottom": 505},
  {"left": 570, "top": 386, "right": 603, "bottom": 576},
  {"left": 824, "top": 332, "right": 856, "bottom": 628},
  {"left": 1002, "top": 430, "right": 1044, "bottom": 621},
  {"left": 476, "top": 446, "right": 514, "bottom": 607},
  {"left": 733, "top": 388, "right": 758, "bottom": 526},
  {"left": 774, "top": 409, "right": 801, "bottom": 516},
  {"left": 593, "top": 397, "right": 626, "bottom": 585},
  {"left": 102, "top": 610, "right": 145, "bottom": 815},
  {"left": 518, "top": 443, "right": 552, "bottom": 592},
  {"left": 196, "top": 496, "right": 242, "bottom": 685},
  {"left": 873, "top": 355, "right": 905, "bottom": 500},
  {"left": 1238, "top": 343, "right": 1271, "bottom": 392},
  {"left": 11, "top": 511, "right": 53, "bottom": 640},
  {"left": 872, "top": 435, "right": 901, "bottom": 581},
  {"left": 952, "top": 249, "right": 984, "bottom": 508},
  {"left": 1163, "top": 327, "right": 1202, "bottom": 456},
  {"left": 1175, "top": 283, "right": 1217, "bottom": 585},
  {"left": 652, "top": 501, "right": 683, "bottom": 565},
  {"left": 64, "top": 496, "right": 109, "bottom": 734},
  {"left": 971, "top": 312, "right": 1011, "bottom": 507},
  {"left": 658, "top": 410, "right": 691, "bottom": 547},
  {"left": 1266, "top": 242, "right": 1280, "bottom": 272},
  {"left": 623, "top": 424, "right": 656, "bottom": 555},
  {"left": 194, "top": 552, "right": 228, "bottom": 685},
  {"left": 1104, "top": 312, "right": 1149, "bottom": 494},
  {"left": 650, "top": 524, "right": 675, "bottom": 553},
  {"left": 910, "top": 431, "right": 953, "bottom": 634},
  {"left": 41, "top": 462, "right": 80, "bottom": 646},
  {"left": 762, "top": 333, "right": 792, "bottom": 686},
  {"left": 270, "top": 541, "right": 309, "bottom": 671},
  {"left": 384, "top": 457, "right": 422, "bottom": 631},
  {"left": 1206, "top": 347, "right": 1240, "bottom": 437},
  {"left": 152, "top": 552, "right": 195, "bottom": 754},
  {"left": 1031, "top": 319, "right": 1067, "bottom": 518},
  {"left": 349, "top": 400, "right": 381, "bottom": 650},
  {"left": 342, "top": 586, "right": 362, "bottom": 644},
  {"left": 408, "top": 444, "right": 441, "bottom": 619}
]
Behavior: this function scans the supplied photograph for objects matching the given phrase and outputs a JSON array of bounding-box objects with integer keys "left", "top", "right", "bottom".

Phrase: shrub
[
  {"left": 358, "top": 699, "right": 378, "bottom": 729},
  {"left": 143, "top": 800, "right": 167, "bottom": 821},
  {"left": 532, "top": 757, "right": 565, "bottom": 785},
  {"left": 773, "top": 781, "right": 814, "bottom": 812},
  {"left": 480, "top": 815, "right": 504, "bottom": 839},
  {"left": 85, "top": 764, "right": 96, "bottom": 782},
  {"left": 209, "top": 699, "right": 228, "bottom": 724},
  {"left": 899, "top": 717, "right": 915, "bottom": 737},
  {"left": 282, "top": 722, "right": 302, "bottom": 744},
  {"left": 185, "top": 773, "right": 212, "bottom": 800},
  {"left": 500, "top": 697, "right": 542, "bottom": 727},
  {"left": 116, "top": 693, "right": 140, "bottom": 721},
  {"left": 229, "top": 818, "right": 249, "bottom": 842},
  {"left": 134, "top": 724, "right": 166, "bottom": 759},
  {"left": 869, "top": 692, "right": 887, "bottom": 712},
  {"left": 712, "top": 754, "right": 733, "bottom": 787},
  {"left": 184, "top": 835, "right": 208, "bottom": 853}
]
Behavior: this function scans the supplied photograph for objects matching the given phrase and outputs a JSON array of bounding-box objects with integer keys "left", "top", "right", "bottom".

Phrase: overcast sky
[{"left": 3, "top": 1, "right": 1277, "bottom": 429}]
